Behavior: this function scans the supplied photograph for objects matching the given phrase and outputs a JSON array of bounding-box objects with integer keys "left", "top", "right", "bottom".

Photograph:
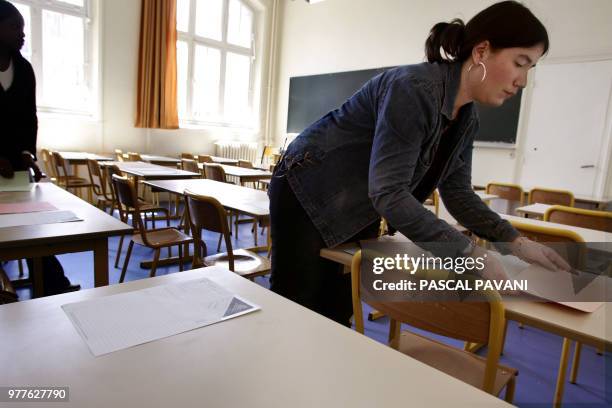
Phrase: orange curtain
[{"left": 135, "top": 0, "right": 179, "bottom": 129}]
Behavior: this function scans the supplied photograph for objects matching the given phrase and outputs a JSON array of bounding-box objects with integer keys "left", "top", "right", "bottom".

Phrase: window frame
[
  {"left": 177, "top": 0, "right": 257, "bottom": 129},
  {"left": 10, "top": 0, "right": 95, "bottom": 117}
]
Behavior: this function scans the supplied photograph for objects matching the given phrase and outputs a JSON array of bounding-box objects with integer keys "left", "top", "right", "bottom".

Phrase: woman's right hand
[{"left": 0, "top": 158, "right": 14, "bottom": 179}]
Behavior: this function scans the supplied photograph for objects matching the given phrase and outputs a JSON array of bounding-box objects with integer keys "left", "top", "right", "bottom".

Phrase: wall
[
  {"left": 38, "top": 0, "right": 276, "bottom": 157},
  {"left": 270, "top": 0, "right": 612, "bottom": 194}
]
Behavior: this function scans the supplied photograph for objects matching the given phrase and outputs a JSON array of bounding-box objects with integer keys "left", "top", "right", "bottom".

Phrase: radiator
[{"left": 215, "top": 141, "right": 259, "bottom": 163}]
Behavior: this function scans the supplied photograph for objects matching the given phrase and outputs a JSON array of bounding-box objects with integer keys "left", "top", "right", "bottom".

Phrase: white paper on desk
[
  {"left": 0, "top": 171, "right": 32, "bottom": 192},
  {"left": 0, "top": 210, "right": 81, "bottom": 228},
  {"left": 62, "top": 278, "right": 260, "bottom": 356}
]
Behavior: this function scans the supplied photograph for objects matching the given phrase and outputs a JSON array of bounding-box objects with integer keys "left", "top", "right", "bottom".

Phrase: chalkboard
[{"left": 287, "top": 66, "right": 521, "bottom": 145}]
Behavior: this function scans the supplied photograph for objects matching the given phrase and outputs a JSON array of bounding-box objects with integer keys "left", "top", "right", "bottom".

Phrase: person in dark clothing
[{"left": 0, "top": 0, "right": 78, "bottom": 296}]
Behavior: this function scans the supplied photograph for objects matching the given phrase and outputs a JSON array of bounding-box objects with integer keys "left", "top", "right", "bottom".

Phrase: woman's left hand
[
  {"left": 510, "top": 236, "right": 571, "bottom": 272},
  {"left": 21, "top": 152, "right": 43, "bottom": 182}
]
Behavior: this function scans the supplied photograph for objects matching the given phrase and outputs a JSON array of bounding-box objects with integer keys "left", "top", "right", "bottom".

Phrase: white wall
[
  {"left": 38, "top": 0, "right": 276, "bottom": 157},
  {"left": 270, "top": 0, "right": 612, "bottom": 195}
]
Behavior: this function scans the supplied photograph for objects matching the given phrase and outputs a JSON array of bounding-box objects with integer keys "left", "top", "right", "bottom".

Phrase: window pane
[
  {"left": 10, "top": 2, "right": 31, "bottom": 61},
  {"left": 192, "top": 45, "right": 220, "bottom": 119},
  {"left": 224, "top": 52, "right": 250, "bottom": 122},
  {"left": 176, "top": 40, "right": 189, "bottom": 119},
  {"left": 195, "top": 0, "right": 223, "bottom": 41},
  {"left": 176, "top": 0, "right": 190, "bottom": 32},
  {"left": 42, "top": 10, "right": 89, "bottom": 110},
  {"left": 227, "top": 0, "right": 252, "bottom": 48}
]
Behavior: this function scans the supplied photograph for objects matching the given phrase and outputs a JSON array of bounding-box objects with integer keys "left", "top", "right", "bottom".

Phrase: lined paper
[{"left": 62, "top": 278, "right": 259, "bottom": 356}]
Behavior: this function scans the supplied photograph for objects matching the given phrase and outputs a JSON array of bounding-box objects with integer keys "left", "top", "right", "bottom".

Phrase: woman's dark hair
[
  {"left": 0, "top": 0, "right": 20, "bottom": 23},
  {"left": 425, "top": 1, "right": 549, "bottom": 63}
]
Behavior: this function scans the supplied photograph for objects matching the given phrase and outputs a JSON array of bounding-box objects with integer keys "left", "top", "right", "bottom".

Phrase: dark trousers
[
  {"left": 269, "top": 175, "right": 379, "bottom": 326},
  {"left": 25, "top": 256, "right": 71, "bottom": 296}
]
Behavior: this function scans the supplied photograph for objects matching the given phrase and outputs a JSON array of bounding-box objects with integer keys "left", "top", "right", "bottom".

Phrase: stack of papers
[
  {"left": 62, "top": 278, "right": 260, "bottom": 356},
  {"left": 0, "top": 171, "right": 32, "bottom": 192}
]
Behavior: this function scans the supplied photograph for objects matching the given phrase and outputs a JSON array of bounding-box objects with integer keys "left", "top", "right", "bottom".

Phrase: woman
[
  {"left": 269, "top": 1, "right": 569, "bottom": 325},
  {"left": 0, "top": 0, "right": 79, "bottom": 295}
]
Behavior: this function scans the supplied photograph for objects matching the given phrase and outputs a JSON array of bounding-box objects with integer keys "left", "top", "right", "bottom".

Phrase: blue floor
[{"left": 3, "top": 210, "right": 611, "bottom": 407}]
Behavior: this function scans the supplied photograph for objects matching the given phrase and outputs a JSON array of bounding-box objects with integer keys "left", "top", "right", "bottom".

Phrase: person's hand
[
  {"left": 0, "top": 158, "right": 14, "bottom": 179},
  {"left": 21, "top": 153, "right": 43, "bottom": 182},
  {"left": 510, "top": 236, "right": 571, "bottom": 272},
  {"left": 472, "top": 245, "right": 509, "bottom": 281}
]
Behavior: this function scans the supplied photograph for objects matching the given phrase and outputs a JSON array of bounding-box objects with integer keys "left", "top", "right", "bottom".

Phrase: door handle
[{"left": 580, "top": 165, "right": 595, "bottom": 169}]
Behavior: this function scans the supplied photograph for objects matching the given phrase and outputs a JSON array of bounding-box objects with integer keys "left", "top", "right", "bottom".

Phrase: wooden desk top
[
  {"left": 103, "top": 161, "right": 199, "bottom": 179},
  {"left": 143, "top": 179, "right": 269, "bottom": 218},
  {"left": 0, "top": 266, "right": 510, "bottom": 408},
  {"left": 515, "top": 203, "right": 551, "bottom": 218},
  {"left": 210, "top": 156, "right": 239, "bottom": 165},
  {"left": 198, "top": 163, "right": 272, "bottom": 179},
  {"left": 140, "top": 154, "right": 181, "bottom": 164},
  {"left": 0, "top": 183, "right": 131, "bottom": 248},
  {"left": 59, "top": 152, "right": 114, "bottom": 162}
]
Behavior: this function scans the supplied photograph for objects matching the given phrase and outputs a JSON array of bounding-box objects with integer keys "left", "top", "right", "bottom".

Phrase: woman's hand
[
  {"left": 0, "top": 158, "right": 14, "bottom": 178},
  {"left": 510, "top": 236, "right": 571, "bottom": 271},
  {"left": 472, "top": 245, "right": 509, "bottom": 281}
]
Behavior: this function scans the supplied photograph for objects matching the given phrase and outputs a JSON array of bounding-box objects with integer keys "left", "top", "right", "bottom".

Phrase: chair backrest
[
  {"left": 350, "top": 250, "right": 505, "bottom": 394},
  {"left": 51, "top": 151, "right": 70, "bottom": 182},
  {"left": 111, "top": 175, "right": 155, "bottom": 247},
  {"left": 0, "top": 267, "right": 18, "bottom": 304},
  {"left": 40, "top": 148, "right": 57, "bottom": 179},
  {"left": 86, "top": 159, "right": 107, "bottom": 197},
  {"left": 529, "top": 187, "right": 574, "bottom": 207},
  {"left": 114, "top": 149, "right": 124, "bottom": 162},
  {"left": 181, "top": 153, "right": 195, "bottom": 160},
  {"left": 260, "top": 145, "right": 276, "bottom": 165},
  {"left": 204, "top": 163, "right": 227, "bottom": 182},
  {"left": 127, "top": 152, "right": 143, "bottom": 161},
  {"left": 486, "top": 182, "right": 524, "bottom": 205},
  {"left": 105, "top": 165, "right": 123, "bottom": 215},
  {"left": 184, "top": 190, "right": 234, "bottom": 269},
  {"left": 238, "top": 160, "right": 253, "bottom": 169},
  {"left": 181, "top": 158, "right": 200, "bottom": 174},
  {"left": 544, "top": 205, "right": 612, "bottom": 233},
  {"left": 197, "top": 154, "right": 213, "bottom": 163}
]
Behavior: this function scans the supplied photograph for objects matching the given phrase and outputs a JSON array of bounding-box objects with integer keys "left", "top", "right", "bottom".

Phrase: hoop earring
[{"left": 467, "top": 61, "right": 487, "bottom": 82}]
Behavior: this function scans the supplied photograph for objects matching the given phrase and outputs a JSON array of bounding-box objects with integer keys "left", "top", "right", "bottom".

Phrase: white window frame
[
  {"left": 10, "top": 0, "right": 94, "bottom": 117},
  {"left": 178, "top": 0, "right": 257, "bottom": 128}
]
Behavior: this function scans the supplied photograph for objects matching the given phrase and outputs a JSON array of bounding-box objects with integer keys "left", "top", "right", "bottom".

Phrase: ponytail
[{"left": 425, "top": 19, "right": 465, "bottom": 63}]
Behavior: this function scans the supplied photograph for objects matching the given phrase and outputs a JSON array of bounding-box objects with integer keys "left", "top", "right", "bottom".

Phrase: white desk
[
  {"left": 0, "top": 267, "right": 510, "bottom": 407},
  {"left": 514, "top": 203, "right": 551, "bottom": 219},
  {"left": 499, "top": 214, "right": 612, "bottom": 243}
]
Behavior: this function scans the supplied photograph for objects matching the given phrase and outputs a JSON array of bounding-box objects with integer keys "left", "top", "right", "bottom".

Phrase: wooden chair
[
  {"left": 114, "top": 149, "right": 125, "bottom": 162},
  {"left": 507, "top": 219, "right": 589, "bottom": 390},
  {"left": 127, "top": 152, "right": 143, "bottom": 161},
  {"left": 544, "top": 205, "right": 612, "bottom": 233},
  {"left": 260, "top": 145, "right": 277, "bottom": 167},
  {"left": 106, "top": 165, "right": 171, "bottom": 268},
  {"left": 112, "top": 175, "right": 193, "bottom": 282},
  {"left": 197, "top": 154, "right": 213, "bottom": 163},
  {"left": 86, "top": 159, "right": 114, "bottom": 213},
  {"left": 51, "top": 151, "right": 94, "bottom": 202},
  {"left": 424, "top": 190, "right": 439, "bottom": 217},
  {"left": 203, "top": 163, "right": 228, "bottom": 182},
  {"left": 181, "top": 158, "right": 201, "bottom": 175},
  {"left": 350, "top": 250, "right": 517, "bottom": 402},
  {"left": 181, "top": 153, "right": 195, "bottom": 160},
  {"left": 0, "top": 266, "right": 18, "bottom": 304},
  {"left": 238, "top": 160, "right": 253, "bottom": 168},
  {"left": 528, "top": 187, "right": 574, "bottom": 207},
  {"left": 39, "top": 148, "right": 57, "bottom": 183},
  {"left": 486, "top": 182, "right": 524, "bottom": 205},
  {"left": 184, "top": 190, "right": 270, "bottom": 280}
]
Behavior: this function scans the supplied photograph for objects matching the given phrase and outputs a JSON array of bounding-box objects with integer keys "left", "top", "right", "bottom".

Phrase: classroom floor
[{"left": 3, "top": 213, "right": 611, "bottom": 407}]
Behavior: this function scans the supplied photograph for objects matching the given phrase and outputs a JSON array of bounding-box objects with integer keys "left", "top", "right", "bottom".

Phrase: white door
[{"left": 518, "top": 59, "right": 612, "bottom": 196}]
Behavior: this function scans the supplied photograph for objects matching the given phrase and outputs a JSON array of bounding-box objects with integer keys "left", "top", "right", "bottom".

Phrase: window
[
  {"left": 177, "top": 0, "right": 256, "bottom": 127},
  {"left": 9, "top": 0, "right": 94, "bottom": 115}
]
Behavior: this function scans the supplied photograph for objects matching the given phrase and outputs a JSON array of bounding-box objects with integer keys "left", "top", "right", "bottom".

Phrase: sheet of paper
[
  {"left": 0, "top": 171, "right": 32, "bottom": 192},
  {"left": 0, "top": 201, "right": 58, "bottom": 214},
  {"left": 0, "top": 210, "right": 82, "bottom": 228},
  {"left": 62, "top": 278, "right": 260, "bottom": 356}
]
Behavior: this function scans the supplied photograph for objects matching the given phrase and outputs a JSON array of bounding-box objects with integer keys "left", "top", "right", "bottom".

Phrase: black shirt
[{"left": 0, "top": 52, "right": 38, "bottom": 171}]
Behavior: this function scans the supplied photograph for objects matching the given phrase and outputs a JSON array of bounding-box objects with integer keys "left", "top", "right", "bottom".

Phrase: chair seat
[
  {"left": 396, "top": 330, "right": 517, "bottom": 396},
  {"left": 132, "top": 228, "right": 192, "bottom": 248},
  {"left": 204, "top": 249, "right": 270, "bottom": 279},
  {"left": 62, "top": 176, "right": 93, "bottom": 188}
]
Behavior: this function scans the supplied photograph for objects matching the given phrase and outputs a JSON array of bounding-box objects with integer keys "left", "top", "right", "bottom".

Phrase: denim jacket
[{"left": 276, "top": 61, "right": 520, "bottom": 250}]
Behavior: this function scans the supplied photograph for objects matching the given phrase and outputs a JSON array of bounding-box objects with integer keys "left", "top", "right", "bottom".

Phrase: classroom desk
[
  {"left": 574, "top": 194, "right": 612, "bottom": 210},
  {"left": 499, "top": 213, "right": 612, "bottom": 243},
  {"left": 140, "top": 154, "right": 181, "bottom": 166},
  {"left": 103, "top": 161, "right": 200, "bottom": 180},
  {"left": 0, "top": 266, "right": 511, "bottom": 408},
  {"left": 198, "top": 163, "right": 272, "bottom": 185},
  {"left": 143, "top": 179, "right": 269, "bottom": 249},
  {"left": 58, "top": 152, "right": 114, "bottom": 165},
  {"left": 514, "top": 203, "right": 551, "bottom": 219},
  {"left": 475, "top": 191, "right": 499, "bottom": 202},
  {"left": 0, "top": 183, "right": 132, "bottom": 296},
  {"left": 210, "top": 155, "right": 239, "bottom": 165}
]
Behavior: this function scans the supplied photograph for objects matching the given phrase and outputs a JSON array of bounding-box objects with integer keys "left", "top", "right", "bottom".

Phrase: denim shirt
[{"left": 276, "top": 61, "right": 520, "bottom": 250}]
